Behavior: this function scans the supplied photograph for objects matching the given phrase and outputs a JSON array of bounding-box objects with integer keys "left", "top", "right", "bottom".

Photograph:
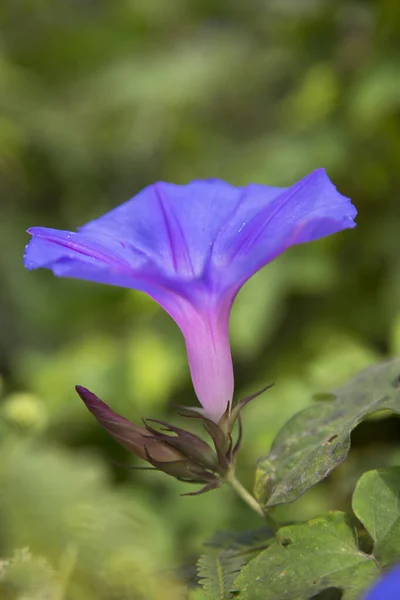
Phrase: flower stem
[{"left": 226, "top": 470, "right": 270, "bottom": 521}]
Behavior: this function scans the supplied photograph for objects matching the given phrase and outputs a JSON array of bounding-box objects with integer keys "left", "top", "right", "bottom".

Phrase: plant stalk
[{"left": 226, "top": 470, "right": 271, "bottom": 522}]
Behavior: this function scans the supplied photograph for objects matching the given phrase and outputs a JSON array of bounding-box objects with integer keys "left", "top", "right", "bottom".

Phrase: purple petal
[
  {"left": 363, "top": 565, "right": 400, "bottom": 600},
  {"left": 25, "top": 171, "right": 356, "bottom": 421},
  {"left": 210, "top": 169, "right": 356, "bottom": 290},
  {"left": 77, "top": 180, "right": 248, "bottom": 281}
]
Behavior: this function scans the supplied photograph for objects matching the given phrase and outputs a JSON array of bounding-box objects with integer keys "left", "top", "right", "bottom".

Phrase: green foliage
[
  {"left": 205, "top": 527, "right": 275, "bottom": 553},
  {"left": 0, "top": 548, "right": 59, "bottom": 600},
  {"left": 197, "top": 528, "right": 274, "bottom": 599},
  {"left": 197, "top": 553, "right": 246, "bottom": 600},
  {"left": 353, "top": 467, "right": 400, "bottom": 567},
  {"left": 255, "top": 357, "right": 400, "bottom": 508},
  {"left": 195, "top": 361, "right": 400, "bottom": 599},
  {"left": 0, "top": 440, "right": 186, "bottom": 600},
  {"left": 227, "top": 465, "right": 400, "bottom": 599},
  {"left": 189, "top": 589, "right": 209, "bottom": 600},
  {"left": 234, "top": 513, "right": 379, "bottom": 600}
]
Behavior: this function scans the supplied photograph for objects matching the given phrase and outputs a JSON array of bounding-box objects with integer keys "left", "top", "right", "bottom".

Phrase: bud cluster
[{"left": 75, "top": 384, "right": 273, "bottom": 495}]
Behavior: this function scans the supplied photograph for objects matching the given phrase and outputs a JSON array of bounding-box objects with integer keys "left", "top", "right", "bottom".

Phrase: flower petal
[
  {"left": 77, "top": 179, "right": 249, "bottom": 280},
  {"left": 177, "top": 300, "right": 234, "bottom": 422},
  {"left": 209, "top": 169, "right": 357, "bottom": 291},
  {"left": 25, "top": 170, "right": 355, "bottom": 302},
  {"left": 25, "top": 171, "right": 356, "bottom": 421},
  {"left": 363, "top": 565, "right": 400, "bottom": 600},
  {"left": 24, "top": 226, "right": 188, "bottom": 317},
  {"left": 25, "top": 226, "right": 160, "bottom": 292}
]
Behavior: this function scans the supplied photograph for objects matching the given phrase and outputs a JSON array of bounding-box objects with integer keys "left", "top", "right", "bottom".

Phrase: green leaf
[
  {"left": 197, "top": 552, "right": 246, "bottom": 600},
  {"left": 205, "top": 527, "right": 275, "bottom": 553},
  {"left": 352, "top": 467, "right": 400, "bottom": 566},
  {"left": 189, "top": 588, "right": 209, "bottom": 600},
  {"left": 255, "top": 357, "right": 400, "bottom": 508},
  {"left": 234, "top": 512, "right": 379, "bottom": 600},
  {"left": 197, "top": 527, "right": 275, "bottom": 599}
]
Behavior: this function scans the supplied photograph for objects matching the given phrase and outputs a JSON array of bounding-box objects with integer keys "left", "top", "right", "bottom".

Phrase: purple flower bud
[
  {"left": 75, "top": 386, "right": 184, "bottom": 464},
  {"left": 75, "top": 385, "right": 223, "bottom": 491},
  {"left": 25, "top": 171, "right": 356, "bottom": 421}
]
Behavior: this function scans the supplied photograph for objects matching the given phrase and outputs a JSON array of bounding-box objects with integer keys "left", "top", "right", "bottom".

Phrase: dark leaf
[
  {"left": 234, "top": 513, "right": 379, "bottom": 600},
  {"left": 255, "top": 358, "right": 400, "bottom": 508}
]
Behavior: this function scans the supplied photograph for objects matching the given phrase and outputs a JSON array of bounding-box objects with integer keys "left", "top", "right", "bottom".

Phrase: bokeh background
[{"left": 1, "top": 1, "right": 400, "bottom": 598}]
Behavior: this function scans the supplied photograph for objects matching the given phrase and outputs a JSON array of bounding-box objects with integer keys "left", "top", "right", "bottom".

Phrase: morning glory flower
[
  {"left": 24, "top": 169, "right": 356, "bottom": 422},
  {"left": 363, "top": 565, "right": 400, "bottom": 600}
]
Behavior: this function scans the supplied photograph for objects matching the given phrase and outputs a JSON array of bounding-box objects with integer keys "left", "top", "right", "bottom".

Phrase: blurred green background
[{"left": 1, "top": 1, "right": 400, "bottom": 598}]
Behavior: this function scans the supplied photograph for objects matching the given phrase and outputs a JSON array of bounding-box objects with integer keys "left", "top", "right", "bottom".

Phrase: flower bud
[{"left": 76, "top": 386, "right": 222, "bottom": 493}]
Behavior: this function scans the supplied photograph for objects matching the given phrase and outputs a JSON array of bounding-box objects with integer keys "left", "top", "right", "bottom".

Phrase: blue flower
[
  {"left": 25, "top": 169, "right": 356, "bottom": 421},
  {"left": 363, "top": 565, "right": 400, "bottom": 600}
]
